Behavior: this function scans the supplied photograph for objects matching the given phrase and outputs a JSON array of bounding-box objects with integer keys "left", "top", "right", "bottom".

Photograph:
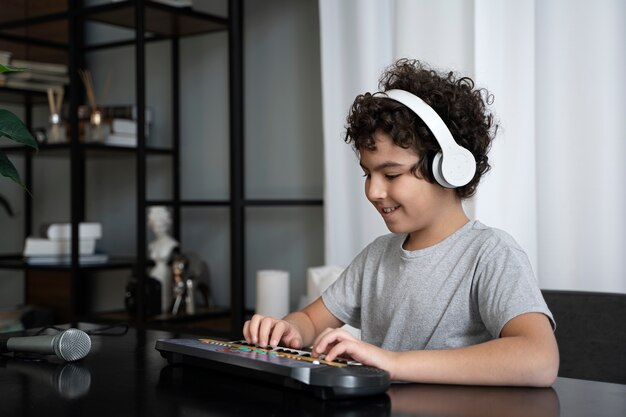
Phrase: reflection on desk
[
  {"left": 0, "top": 357, "right": 91, "bottom": 400},
  {"left": 388, "top": 384, "right": 558, "bottom": 417},
  {"left": 1, "top": 324, "right": 625, "bottom": 417},
  {"left": 158, "top": 363, "right": 391, "bottom": 417}
]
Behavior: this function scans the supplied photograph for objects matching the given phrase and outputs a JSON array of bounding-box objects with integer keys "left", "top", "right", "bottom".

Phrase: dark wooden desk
[{"left": 1, "top": 324, "right": 625, "bottom": 417}]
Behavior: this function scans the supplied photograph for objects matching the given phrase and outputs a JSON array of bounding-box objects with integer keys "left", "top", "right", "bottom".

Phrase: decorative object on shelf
[
  {"left": 147, "top": 206, "right": 179, "bottom": 312},
  {"left": 255, "top": 270, "right": 290, "bottom": 319},
  {"left": 77, "top": 104, "right": 153, "bottom": 122},
  {"left": 171, "top": 252, "right": 195, "bottom": 315},
  {"left": 86, "top": 109, "right": 109, "bottom": 142},
  {"left": 79, "top": 68, "right": 110, "bottom": 143},
  {"left": 73, "top": 104, "right": 151, "bottom": 147},
  {"left": 107, "top": 117, "right": 142, "bottom": 147},
  {"left": 40, "top": 222, "right": 103, "bottom": 240},
  {"left": 21, "top": 222, "right": 105, "bottom": 264},
  {"left": 185, "top": 252, "right": 214, "bottom": 308},
  {"left": 22, "top": 221, "right": 104, "bottom": 264},
  {"left": 0, "top": 63, "right": 39, "bottom": 216},
  {"left": 125, "top": 275, "right": 162, "bottom": 317},
  {"left": 46, "top": 87, "right": 66, "bottom": 143},
  {"left": 167, "top": 252, "right": 214, "bottom": 315},
  {"left": 23, "top": 237, "right": 96, "bottom": 257}
]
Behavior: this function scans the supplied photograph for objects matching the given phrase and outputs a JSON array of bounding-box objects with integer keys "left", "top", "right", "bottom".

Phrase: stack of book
[
  {"left": 22, "top": 222, "right": 108, "bottom": 265},
  {"left": 0, "top": 53, "right": 68, "bottom": 92},
  {"left": 107, "top": 118, "right": 142, "bottom": 147}
]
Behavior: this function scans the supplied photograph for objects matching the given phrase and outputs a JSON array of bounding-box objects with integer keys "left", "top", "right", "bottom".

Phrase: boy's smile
[{"left": 359, "top": 131, "right": 468, "bottom": 250}]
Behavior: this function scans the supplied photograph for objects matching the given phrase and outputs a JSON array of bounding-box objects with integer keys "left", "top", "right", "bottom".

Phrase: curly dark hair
[{"left": 344, "top": 59, "right": 497, "bottom": 199}]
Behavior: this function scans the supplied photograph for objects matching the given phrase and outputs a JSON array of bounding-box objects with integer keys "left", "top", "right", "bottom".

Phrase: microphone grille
[{"left": 54, "top": 329, "right": 92, "bottom": 362}]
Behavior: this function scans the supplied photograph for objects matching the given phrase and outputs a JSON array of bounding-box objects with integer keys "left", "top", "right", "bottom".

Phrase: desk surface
[{"left": 1, "top": 324, "right": 625, "bottom": 417}]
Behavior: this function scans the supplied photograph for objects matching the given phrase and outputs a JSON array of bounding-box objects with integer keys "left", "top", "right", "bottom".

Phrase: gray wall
[{"left": 0, "top": 0, "right": 323, "bottom": 314}]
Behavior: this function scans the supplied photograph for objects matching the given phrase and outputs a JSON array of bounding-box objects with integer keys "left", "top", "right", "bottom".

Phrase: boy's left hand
[{"left": 312, "top": 328, "right": 397, "bottom": 377}]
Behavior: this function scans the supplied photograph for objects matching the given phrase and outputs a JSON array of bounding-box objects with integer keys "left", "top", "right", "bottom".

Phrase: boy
[{"left": 243, "top": 59, "right": 559, "bottom": 386}]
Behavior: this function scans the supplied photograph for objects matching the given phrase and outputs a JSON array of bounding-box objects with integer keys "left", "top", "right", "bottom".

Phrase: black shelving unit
[
  {"left": 0, "top": 0, "right": 241, "bottom": 335},
  {"left": 1, "top": 0, "right": 323, "bottom": 337}
]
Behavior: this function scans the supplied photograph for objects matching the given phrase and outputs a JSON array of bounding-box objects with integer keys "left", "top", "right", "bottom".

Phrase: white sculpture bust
[{"left": 147, "top": 206, "right": 178, "bottom": 311}]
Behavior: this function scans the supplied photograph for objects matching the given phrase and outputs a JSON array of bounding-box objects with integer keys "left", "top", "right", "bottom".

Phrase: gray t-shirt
[{"left": 322, "top": 220, "right": 554, "bottom": 351}]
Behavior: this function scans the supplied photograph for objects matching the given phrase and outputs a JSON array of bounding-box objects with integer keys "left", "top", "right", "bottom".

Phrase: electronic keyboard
[{"left": 155, "top": 338, "right": 390, "bottom": 399}]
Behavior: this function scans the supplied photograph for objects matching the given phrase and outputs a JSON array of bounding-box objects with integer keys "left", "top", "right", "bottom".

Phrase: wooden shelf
[
  {"left": 0, "top": 1, "right": 228, "bottom": 50},
  {"left": 81, "top": 1, "right": 228, "bottom": 39}
]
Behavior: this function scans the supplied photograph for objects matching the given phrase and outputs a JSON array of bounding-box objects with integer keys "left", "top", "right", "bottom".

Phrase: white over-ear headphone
[{"left": 383, "top": 89, "right": 476, "bottom": 188}]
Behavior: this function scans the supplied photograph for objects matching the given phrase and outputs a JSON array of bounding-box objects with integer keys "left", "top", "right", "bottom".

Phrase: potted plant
[{"left": 0, "top": 63, "right": 39, "bottom": 216}]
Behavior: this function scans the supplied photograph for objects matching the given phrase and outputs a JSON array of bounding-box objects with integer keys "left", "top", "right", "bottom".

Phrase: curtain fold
[{"left": 472, "top": 0, "right": 538, "bottom": 272}]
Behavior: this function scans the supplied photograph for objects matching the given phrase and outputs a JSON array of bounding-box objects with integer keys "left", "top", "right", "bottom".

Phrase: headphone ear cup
[
  {"left": 432, "top": 152, "right": 456, "bottom": 188},
  {"left": 383, "top": 89, "right": 477, "bottom": 188}
]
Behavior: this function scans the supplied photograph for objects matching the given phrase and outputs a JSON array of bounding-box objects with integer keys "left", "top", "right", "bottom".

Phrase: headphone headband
[
  {"left": 384, "top": 89, "right": 457, "bottom": 153},
  {"left": 382, "top": 89, "right": 476, "bottom": 188}
]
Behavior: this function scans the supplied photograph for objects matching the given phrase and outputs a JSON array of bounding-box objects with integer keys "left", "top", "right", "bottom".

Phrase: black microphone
[{"left": 0, "top": 328, "right": 91, "bottom": 361}]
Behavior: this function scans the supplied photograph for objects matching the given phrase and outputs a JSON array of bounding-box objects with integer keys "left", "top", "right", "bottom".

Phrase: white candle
[{"left": 255, "top": 270, "right": 290, "bottom": 318}]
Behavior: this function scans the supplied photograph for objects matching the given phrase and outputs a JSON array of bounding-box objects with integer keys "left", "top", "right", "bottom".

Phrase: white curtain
[
  {"left": 319, "top": 0, "right": 393, "bottom": 268},
  {"left": 319, "top": 0, "right": 626, "bottom": 293}
]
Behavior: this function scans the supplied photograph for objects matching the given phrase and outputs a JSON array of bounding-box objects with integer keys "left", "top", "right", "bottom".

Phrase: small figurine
[
  {"left": 171, "top": 252, "right": 194, "bottom": 315},
  {"left": 147, "top": 206, "right": 178, "bottom": 312}
]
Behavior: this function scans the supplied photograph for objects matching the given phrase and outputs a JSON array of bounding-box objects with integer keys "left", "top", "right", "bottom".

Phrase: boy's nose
[{"left": 366, "top": 178, "right": 387, "bottom": 201}]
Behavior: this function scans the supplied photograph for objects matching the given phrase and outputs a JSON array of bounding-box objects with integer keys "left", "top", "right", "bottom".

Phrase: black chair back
[{"left": 542, "top": 289, "right": 626, "bottom": 385}]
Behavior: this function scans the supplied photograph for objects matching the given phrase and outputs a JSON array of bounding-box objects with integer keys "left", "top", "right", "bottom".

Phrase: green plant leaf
[
  {"left": 0, "top": 193, "right": 15, "bottom": 217},
  {"left": 0, "top": 150, "right": 25, "bottom": 189},
  {"left": 0, "top": 109, "right": 38, "bottom": 149},
  {"left": 0, "top": 64, "right": 27, "bottom": 74},
  {"left": 1, "top": 66, "right": 35, "bottom": 196}
]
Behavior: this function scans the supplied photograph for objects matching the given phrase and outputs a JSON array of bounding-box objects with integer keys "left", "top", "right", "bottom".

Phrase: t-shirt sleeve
[
  {"left": 476, "top": 245, "right": 555, "bottom": 338},
  {"left": 321, "top": 245, "right": 369, "bottom": 329}
]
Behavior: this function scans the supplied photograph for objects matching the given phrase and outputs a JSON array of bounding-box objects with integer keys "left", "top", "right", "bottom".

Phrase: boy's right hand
[{"left": 243, "top": 314, "right": 304, "bottom": 349}]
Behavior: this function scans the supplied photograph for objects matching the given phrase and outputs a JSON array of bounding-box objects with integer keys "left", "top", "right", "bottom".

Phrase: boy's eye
[
  {"left": 385, "top": 174, "right": 400, "bottom": 180},
  {"left": 362, "top": 172, "right": 370, "bottom": 178}
]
